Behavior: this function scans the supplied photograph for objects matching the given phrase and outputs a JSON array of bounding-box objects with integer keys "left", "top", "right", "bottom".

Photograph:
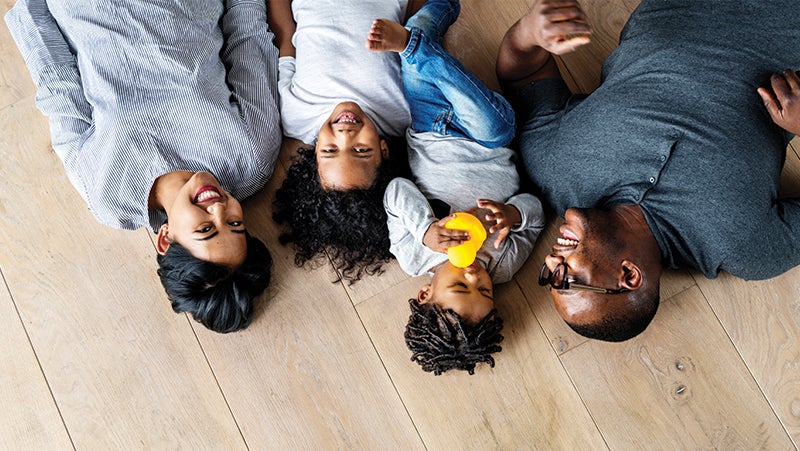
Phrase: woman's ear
[
  {"left": 380, "top": 139, "right": 389, "bottom": 159},
  {"left": 417, "top": 284, "right": 432, "bottom": 304},
  {"left": 620, "top": 259, "right": 644, "bottom": 291},
  {"left": 156, "top": 224, "right": 172, "bottom": 256}
]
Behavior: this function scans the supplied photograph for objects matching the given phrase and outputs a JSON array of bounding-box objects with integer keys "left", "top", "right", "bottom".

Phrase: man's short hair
[
  {"left": 156, "top": 232, "right": 272, "bottom": 333},
  {"left": 404, "top": 298, "right": 504, "bottom": 375},
  {"left": 565, "top": 284, "right": 660, "bottom": 342}
]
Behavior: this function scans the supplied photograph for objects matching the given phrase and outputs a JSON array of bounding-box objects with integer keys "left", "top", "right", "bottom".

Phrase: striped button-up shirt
[{"left": 6, "top": 0, "right": 281, "bottom": 231}]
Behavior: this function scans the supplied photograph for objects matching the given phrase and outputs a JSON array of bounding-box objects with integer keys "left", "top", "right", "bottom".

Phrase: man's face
[
  {"left": 162, "top": 172, "right": 247, "bottom": 268},
  {"left": 543, "top": 208, "right": 626, "bottom": 323},
  {"left": 315, "top": 101, "right": 388, "bottom": 190},
  {"left": 419, "top": 261, "right": 495, "bottom": 324}
]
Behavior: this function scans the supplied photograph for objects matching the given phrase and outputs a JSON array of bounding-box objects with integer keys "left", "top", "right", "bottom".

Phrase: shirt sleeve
[
  {"left": 220, "top": 0, "right": 281, "bottom": 153},
  {"left": 487, "top": 193, "right": 546, "bottom": 284},
  {"left": 384, "top": 177, "right": 446, "bottom": 277},
  {"left": 5, "top": 0, "right": 93, "bottom": 186}
]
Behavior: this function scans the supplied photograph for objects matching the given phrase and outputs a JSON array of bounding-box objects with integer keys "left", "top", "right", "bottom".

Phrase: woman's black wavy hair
[
  {"left": 156, "top": 232, "right": 272, "bottom": 333},
  {"left": 273, "top": 145, "right": 398, "bottom": 283}
]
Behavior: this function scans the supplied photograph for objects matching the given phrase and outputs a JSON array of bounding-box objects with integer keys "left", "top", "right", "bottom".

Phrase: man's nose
[{"left": 544, "top": 253, "right": 565, "bottom": 271}]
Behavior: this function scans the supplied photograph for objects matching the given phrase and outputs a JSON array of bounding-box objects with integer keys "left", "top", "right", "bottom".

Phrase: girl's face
[{"left": 315, "top": 102, "right": 388, "bottom": 190}]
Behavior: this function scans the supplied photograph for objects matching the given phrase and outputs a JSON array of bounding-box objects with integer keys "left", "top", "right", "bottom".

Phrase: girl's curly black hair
[
  {"left": 404, "top": 298, "right": 504, "bottom": 375},
  {"left": 273, "top": 146, "right": 396, "bottom": 283}
]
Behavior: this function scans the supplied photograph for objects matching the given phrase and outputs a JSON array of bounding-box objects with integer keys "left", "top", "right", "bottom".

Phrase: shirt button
[
  {"left": 659, "top": 155, "right": 666, "bottom": 162},
  {"left": 649, "top": 177, "right": 656, "bottom": 184}
]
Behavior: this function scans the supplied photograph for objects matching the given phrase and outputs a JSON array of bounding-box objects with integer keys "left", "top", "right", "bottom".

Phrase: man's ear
[
  {"left": 156, "top": 224, "right": 171, "bottom": 256},
  {"left": 380, "top": 139, "right": 389, "bottom": 159},
  {"left": 620, "top": 259, "right": 644, "bottom": 291},
  {"left": 417, "top": 284, "right": 432, "bottom": 304}
]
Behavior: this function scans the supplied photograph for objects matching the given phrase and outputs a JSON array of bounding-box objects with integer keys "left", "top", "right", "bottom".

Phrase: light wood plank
[
  {"left": 357, "top": 276, "right": 607, "bottom": 450},
  {"left": 0, "top": 98, "right": 245, "bottom": 449},
  {"left": 695, "top": 270, "right": 800, "bottom": 447},
  {"left": 0, "top": 1, "right": 36, "bottom": 110},
  {"left": 193, "top": 149, "right": 424, "bottom": 449},
  {"left": 561, "top": 285, "right": 793, "bottom": 449},
  {"left": 443, "top": 0, "right": 532, "bottom": 93},
  {"left": 514, "top": 220, "right": 697, "bottom": 355},
  {"left": 0, "top": 271, "right": 72, "bottom": 449}
]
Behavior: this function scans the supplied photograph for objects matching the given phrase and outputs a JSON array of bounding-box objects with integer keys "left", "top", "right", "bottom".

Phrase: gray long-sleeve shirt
[
  {"left": 6, "top": 0, "right": 282, "bottom": 231},
  {"left": 518, "top": 0, "right": 800, "bottom": 280},
  {"left": 384, "top": 131, "right": 545, "bottom": 283}
]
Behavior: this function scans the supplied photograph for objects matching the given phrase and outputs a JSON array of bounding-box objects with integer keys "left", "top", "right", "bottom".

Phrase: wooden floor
[{"left": 2, "top": 0, "right": 799, "bottom": 449}]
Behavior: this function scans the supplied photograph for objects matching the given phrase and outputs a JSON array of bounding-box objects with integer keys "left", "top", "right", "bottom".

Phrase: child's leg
[{"left": 368, "top": 0, "right": 515, "bottom": 148}]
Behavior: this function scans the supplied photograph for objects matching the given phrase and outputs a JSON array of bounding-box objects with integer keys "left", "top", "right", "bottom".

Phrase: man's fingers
[
  {"left": 784, "top": 69, "right": 800, "bottom": 91},
  {"left": 758, "top": 87, "right": 782, "bottom": 120},
  {"left": 771, "top": 73, "right": 791, "bottom": 100}
]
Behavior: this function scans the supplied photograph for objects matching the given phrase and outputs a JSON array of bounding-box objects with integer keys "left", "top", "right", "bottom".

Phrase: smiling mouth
[
  {"left": 333, "top": 112, "right": 362, "bottom": 125},
  {"left": 194, "top": 186, "right": 222, "bottom": 203}
]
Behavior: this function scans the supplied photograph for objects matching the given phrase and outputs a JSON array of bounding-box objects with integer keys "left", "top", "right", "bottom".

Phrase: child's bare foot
[{"left": 365, "top": 19, "right": 410, "bottom": 53}]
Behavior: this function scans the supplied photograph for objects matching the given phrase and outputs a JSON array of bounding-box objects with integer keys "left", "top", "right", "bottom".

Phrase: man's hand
[
  {"left": 527, "top": 0, "right": 592, "bottom": 55},
  {"left": 476, "top": 199, "right": 522, "bottom": 249},
  {"left": 422, "top": 215, "right": 469, "bottom": 254},
  {"left": 758, "top": 69, "right": 800, "bottom": 135}
]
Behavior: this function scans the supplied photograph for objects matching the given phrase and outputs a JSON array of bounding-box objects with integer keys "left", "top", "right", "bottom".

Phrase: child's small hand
[
  {"left": 477, "top": 199, "right": 522, "bottom": 249},
  {"left": 423, "top": 214, "right": 469, "bottom": 253}
]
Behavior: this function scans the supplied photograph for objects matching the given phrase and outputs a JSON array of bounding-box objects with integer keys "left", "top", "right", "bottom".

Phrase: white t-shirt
[{"left": 278, "top": 0, "right": 412, "bottom": 145}]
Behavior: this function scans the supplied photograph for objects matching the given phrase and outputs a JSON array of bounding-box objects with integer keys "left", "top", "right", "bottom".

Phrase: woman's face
[
  {"left": 315, "top": 102, "right": 388, "bottom": 190},
  {"left": 159, "top": 172, "right": 247, "bottom": 268}
]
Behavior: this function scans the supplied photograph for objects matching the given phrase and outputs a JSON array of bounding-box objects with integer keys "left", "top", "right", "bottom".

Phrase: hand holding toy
[{"left": 444, "top": 212, "right": 487, "bottom": 267}]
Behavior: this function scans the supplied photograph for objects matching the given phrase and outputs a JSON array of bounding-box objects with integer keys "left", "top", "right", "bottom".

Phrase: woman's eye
[
  {"left": 229, "top": 221, "right": 242, "bottom": 227},
  {"left": 197, "top": 226, "right": 213, "bottom": 233}
]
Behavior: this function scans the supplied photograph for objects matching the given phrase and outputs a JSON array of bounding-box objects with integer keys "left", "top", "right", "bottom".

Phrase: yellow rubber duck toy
[{"left": 444, "top": 212, "right": 487, "bottom": 268}]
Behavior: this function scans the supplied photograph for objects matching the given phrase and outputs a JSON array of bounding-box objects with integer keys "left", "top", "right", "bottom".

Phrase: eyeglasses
[{"left": 538, "top": 262, "right": 629, "bottom": 294}]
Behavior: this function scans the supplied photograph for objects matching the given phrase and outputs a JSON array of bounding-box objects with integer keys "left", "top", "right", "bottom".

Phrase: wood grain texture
[
  {"left": 356, "top": 276, "right": 606, "bottom": 450},
  {"left": 0, "top": 98, "right": 246, "bottom": 449},
  {"left": 192, "top": 150, "right": 424, "bottom": 449},
  {"left": 561, "top": 285, "right": 794, "bottom": 449},
  {"left": 0, "top": 271, "right": 72, "bottom": 449},
  {"left": 1, "top": 0, "right": 798, "bottom": 448},
  {"left": 695, "top": 270, "right": 800, "bottom": 447}
]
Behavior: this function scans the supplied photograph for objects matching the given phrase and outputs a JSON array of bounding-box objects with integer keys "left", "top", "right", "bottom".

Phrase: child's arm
[
  {"left": 267, "top": 0, "right": 296, "bottom": 57},
  {"left": 384, "top": 178, "right": 454, "bottom": 276},
  {"left": 488, "top": 193, "right": 546, "bottom": 283}
]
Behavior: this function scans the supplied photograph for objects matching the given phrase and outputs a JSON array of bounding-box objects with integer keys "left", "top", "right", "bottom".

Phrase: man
[
  {"left": 6, "top": 0, "right": 282, "bottom": 332},
  {"left": 496, "top": 0, "right": 800, "bottom": 341}
]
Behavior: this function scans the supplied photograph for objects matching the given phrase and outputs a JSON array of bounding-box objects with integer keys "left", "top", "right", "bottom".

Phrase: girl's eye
[{"left": 320, "top": 148, "right": 336, "bottom": 153}]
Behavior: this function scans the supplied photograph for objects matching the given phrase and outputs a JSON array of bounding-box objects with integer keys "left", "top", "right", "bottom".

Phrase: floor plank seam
[{"left": 0, "top": 266, "right": 77, "bottom": 450}]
